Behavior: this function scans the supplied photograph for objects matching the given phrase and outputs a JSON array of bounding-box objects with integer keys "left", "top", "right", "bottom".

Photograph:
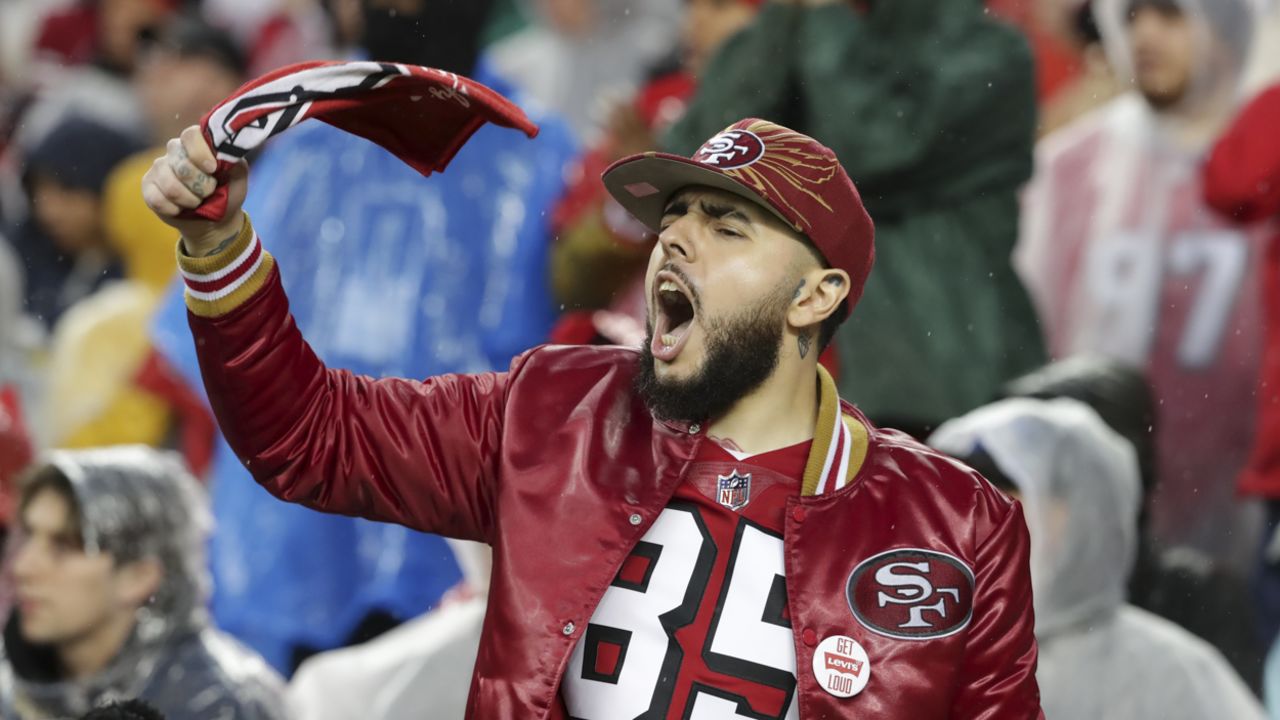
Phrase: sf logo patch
[
  {"left": 846, "top": 548, "right": 975, "bottom": 640},
  {"left": 696, "top": 129, "right": 766, "bottom": 169}
]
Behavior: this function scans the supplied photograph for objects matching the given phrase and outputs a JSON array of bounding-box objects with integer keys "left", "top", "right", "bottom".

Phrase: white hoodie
[{"left": 931, "top": 398, "right": 1263, "bottom": 720}]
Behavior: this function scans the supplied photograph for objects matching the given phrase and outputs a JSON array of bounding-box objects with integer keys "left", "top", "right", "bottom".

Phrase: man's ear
[
  {"left": 788, "top": 267, "right": 851, "bottom": 334},
  {"left": 114, "top": 557, "right": 163, "bottom": 609}
]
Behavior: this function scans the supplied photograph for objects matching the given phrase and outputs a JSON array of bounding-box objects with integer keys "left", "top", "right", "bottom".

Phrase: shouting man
[{"left": 142, "top": 117, "right": 1041, "bottom": 718}]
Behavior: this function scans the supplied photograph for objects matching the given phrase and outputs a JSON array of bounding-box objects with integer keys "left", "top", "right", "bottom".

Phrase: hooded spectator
[
  {"left": 0, "top": 446, "right": 287, "bottom": 719},
  {"left": 10, "top": 115, "right": 143, "bottom": 329},
  {"left": 931, "top": 397, "right": 1263, "bottom": 720},
  {"left": 1004, "top": 355, "right": 1264, "bottom": 689},
  {"left": 1018, "top": 0, "right": 1266, "bottom": 566}
]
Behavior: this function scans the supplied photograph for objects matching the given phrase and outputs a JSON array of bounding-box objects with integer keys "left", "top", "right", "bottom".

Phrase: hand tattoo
[{"left": 172, "top": 145, "right": 212, "bottom": 196}]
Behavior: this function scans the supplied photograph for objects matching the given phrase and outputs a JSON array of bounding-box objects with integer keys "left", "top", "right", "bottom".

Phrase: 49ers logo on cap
[
  {"left": 696, "top": 129, "right": 766, "bottom": 169},
  {"left": 846, "top": 548, "right": 975, "bottom": 640}
]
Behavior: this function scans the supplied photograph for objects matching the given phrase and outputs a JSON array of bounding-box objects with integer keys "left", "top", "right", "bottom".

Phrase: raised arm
[{"left": 141, "top": 126, "right": 507, "bottom": 543}]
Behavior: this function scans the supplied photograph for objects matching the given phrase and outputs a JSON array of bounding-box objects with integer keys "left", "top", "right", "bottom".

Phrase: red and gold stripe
[{"left": 176, "top": 213, "right": 276, "bottom": 318}]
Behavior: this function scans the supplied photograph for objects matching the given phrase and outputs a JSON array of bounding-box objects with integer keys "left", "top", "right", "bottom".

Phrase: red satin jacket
[{"left": 188, "top": 259, "right": 1041, "bottom": 718}]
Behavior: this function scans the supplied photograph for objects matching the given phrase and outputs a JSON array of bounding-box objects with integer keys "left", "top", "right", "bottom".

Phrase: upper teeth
[{"left": 659, "top": 280, "right": 679, "bottom": 293}]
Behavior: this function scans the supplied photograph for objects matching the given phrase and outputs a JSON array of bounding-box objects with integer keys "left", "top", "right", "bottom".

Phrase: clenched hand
[{"left": 141, "top": 125, "right": 248, "bottom": 256}]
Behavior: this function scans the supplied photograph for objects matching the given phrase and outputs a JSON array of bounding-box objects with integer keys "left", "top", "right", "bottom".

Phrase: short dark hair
[{"left": 18, "top": 465, "right": 83, "bottom": 549}]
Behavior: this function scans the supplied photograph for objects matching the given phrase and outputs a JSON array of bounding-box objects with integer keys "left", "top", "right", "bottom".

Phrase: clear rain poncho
[
  {"left": 1095, "top": 0, "right": 1259, "bottom": 139},
  {"left": 0, "top": 446, "right": 288, "bottom": 720},
  {"left": 930, "top": 398, "right": 1263, "bottom": 720},
  {"left": 1016, "top": 0, "right": 1270, "bottom": 566}
]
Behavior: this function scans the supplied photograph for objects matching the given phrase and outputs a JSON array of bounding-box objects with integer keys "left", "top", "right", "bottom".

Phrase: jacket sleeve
[
  {"left": 180, "top": 216, "right": 508, "bottom": 543},
  {"left": 953, "top": 498, "right": 1044, "bottom": 719},
  {"left": 1204, "top": 84, "right": 1280, "bottom": 223}
]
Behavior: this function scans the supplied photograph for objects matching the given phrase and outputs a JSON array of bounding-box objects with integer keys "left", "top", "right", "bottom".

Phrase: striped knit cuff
[{"left": 177, "top": 213, "right": 276, "bottom": 318}]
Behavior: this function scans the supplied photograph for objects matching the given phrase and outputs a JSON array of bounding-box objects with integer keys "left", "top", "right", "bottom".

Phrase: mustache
[{"left": 657, "top": 263, "right": 702, "bottom": 314}]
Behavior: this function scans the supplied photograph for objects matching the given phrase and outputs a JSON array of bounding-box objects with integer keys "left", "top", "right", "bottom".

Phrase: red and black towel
[{"left": 185, "top": 60, "right": 539, "bottom": 221}]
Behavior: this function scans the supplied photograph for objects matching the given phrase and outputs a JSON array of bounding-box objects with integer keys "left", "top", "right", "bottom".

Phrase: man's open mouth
[{"left": 652, "top": 271, "right": 697, "bottom": 363}]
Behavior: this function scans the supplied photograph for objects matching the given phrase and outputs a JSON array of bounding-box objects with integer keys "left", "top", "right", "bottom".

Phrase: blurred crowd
[{"left": 1, "top": 0, "right": 1280, "bottom": 717}]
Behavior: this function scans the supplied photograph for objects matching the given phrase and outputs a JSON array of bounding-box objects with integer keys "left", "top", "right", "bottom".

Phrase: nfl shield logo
[{"left": 717, "top": 471, "right": 752, "bottom": 511}]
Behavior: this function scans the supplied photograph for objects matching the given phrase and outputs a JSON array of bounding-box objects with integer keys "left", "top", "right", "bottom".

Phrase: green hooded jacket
[{"left": 665, "top": 0, "right": 1045, "bottom": 432}]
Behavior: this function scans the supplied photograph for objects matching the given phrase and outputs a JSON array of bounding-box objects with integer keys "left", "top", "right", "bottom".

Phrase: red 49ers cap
[{"left": 602, "top": 118, "right": 875, "bottom": 316}]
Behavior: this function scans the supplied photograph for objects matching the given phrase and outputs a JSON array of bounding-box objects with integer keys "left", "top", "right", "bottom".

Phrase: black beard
[{"left": 634, "top": 283, "right": 791, "bottom": 423}]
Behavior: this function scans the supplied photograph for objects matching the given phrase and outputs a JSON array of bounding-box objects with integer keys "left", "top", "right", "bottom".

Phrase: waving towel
[{"left": 185, "top": 60, "right": 539, "bottom": 221}]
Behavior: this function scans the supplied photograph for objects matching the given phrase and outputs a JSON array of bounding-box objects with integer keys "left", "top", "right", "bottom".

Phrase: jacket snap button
[
  {"left": 629, "top": 513, "right": 643, "bottom": 526},
  {"left": 792, "top": 507, "right": 806, "bottom": 523},
  {"left": 802, "top": 628, "right": 817, "bottom": 647},
  {"left": 688, "top": 423, "right": 701, "bottom": 434},
  {"left": 562, "top": 622, "right": 575, "bottom": 636}
]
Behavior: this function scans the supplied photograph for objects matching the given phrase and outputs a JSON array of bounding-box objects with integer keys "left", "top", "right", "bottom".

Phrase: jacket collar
[{"left": 801, "top": 366, "right": 869, "bottom": 497}]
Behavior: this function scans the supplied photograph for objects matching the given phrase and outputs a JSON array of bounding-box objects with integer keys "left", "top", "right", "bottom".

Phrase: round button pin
[{"left": 812, "top": 634, "right": 870, "bottom": 698}]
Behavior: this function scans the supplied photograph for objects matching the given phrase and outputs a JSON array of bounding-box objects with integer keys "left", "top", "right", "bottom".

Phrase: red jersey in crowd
[
  {"left": 1019, "top": 95, "right": 1269, "bottom": 559},
  {"left": 1203, "top": 83, "right": 1280, "bottom": 499}
]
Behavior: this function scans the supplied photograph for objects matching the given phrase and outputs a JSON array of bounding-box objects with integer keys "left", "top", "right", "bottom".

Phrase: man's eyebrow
[
  {"left": 698, "top": 199, "right": 752, "bottom": 225},
  {"left": 661, "top": 197, "right": 690, "bottom": 217}
]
